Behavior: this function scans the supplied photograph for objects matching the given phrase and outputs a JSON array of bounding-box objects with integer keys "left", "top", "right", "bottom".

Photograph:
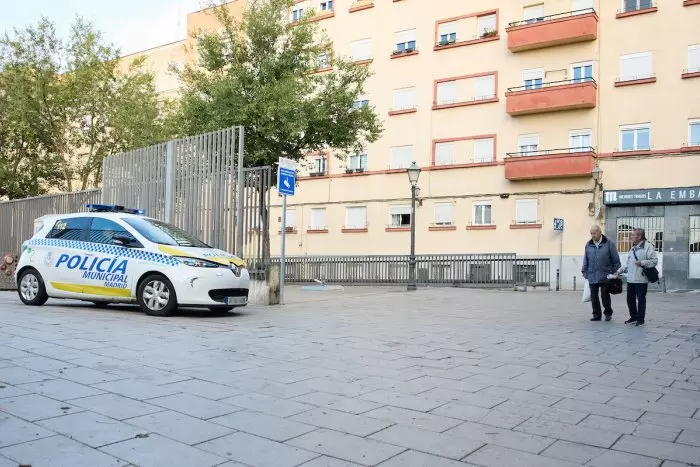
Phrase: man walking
[{"left": 582, "top": 225, "right": 621, "bottom": 321}]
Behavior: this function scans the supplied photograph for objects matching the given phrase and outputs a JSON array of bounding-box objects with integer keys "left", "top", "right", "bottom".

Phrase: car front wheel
[
  {"left": 18, "top": 269, "right": 49, "bottom": 306},
  {"left": 137, "top": 274, "right": 177, "bottom": 316}
]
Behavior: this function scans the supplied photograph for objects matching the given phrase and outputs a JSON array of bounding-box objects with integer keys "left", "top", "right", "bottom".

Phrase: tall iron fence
[{"left": 272, "top": 254, "right": 551, "bottom": 287}]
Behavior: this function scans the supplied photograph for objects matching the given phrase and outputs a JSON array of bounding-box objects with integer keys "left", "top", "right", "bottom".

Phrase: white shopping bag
[{"left": 582, "top": 280, "right": 591, "bottom": 303}]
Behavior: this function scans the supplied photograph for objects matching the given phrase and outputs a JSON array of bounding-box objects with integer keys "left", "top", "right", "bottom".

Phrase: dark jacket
[{"left": 582, "top": 235, "right": 622, "bottom": 284}]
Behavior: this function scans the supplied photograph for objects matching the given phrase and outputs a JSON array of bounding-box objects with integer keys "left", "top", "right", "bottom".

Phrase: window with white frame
[
  {"left": 570, "top": 129, "right": 592, "bottom": 152},
  {"left": 622, "top": 0, "right": 654, "bottom": 13},
  {"left": 311, "top": 156, "right": 327, "bottom": 174},
  {"left": 688, "top": 44, "right": 700, "bottom": 73},
  {"left": 515, "top": 199, "right": 538, "bottom": 225},
  {"left": 523, "top": 4, "right": 545, "bottom": 23},
  {"left": 689, "top": 119, "right": 700, "bottom": 147},
  {"left": 475, "top": 75, "right": 496, "bottom": 100},
  {"left": 435, "top": 142, "right": 454, "bottom": 166},
  {"left": 572, "top": 61, "right": 593, "bottom": 83},
  {"left": 434, "top": 203, "right": 454, "bottom": 226},
  {"left": 572, "top": 0, "right": 594, "bottom": 11},
  {"left": 320, "top": 0, "right": 333, "bottom": 11},
  {"left": 474, "top": 138, "right": 495, "bottom": 163},
  {"left": 353, "top": 95, "right": 369, "bottom": 109},
  {"left": 392, "top": 87, "right": 416, "bottom": 110},
  {"left": 285, "top": 209, "right": 297, "bottom": 229},
  {"left": 477, "top": 14, "right": 497, "bottom": 37},
  {"left": 394, "top": 29, "right": 416, "bottom": 53},
  {"left": 349, "top": 153, "right": 368, "bottom": 170},
  {"left": 438, "top": 22, "right": 457, "bottom": 44},
  {"left": 310, "top": 208, "right": 326, "bottom": 230},
  {"left": 522, "top": 68, "right": 544, "bottom": 89},
  {"left": 619, "top": 52, "right": 653, "bottom": 82},
  {"left": 389, "top": 205, "right": 411, "bottom": 227},
  {"left": 390, "top": 146, "right": 413, "bottom": 169},
  {"left": 351, "top": 38, "right": 372, "bottom": 62},
  {"left": 473, "top": 201, "right": 492, "bottom": 225},
  {"left": 436, "top": 81, "right": 457, "bottom": 105},
  {"left": 317, "top": 51, "right": 331, "bottom": 69},
  {"left": 291, "top": 7, "right": 304, "bottom": 22},
  {"left": 345, "top": 206, "right": 367, "bottom": 229},
  {"left": 620, "top": 124, "right": 651, "bottom": 151},
  {"left": 518, "top": 134, "right": 540, "bottom": 153}
]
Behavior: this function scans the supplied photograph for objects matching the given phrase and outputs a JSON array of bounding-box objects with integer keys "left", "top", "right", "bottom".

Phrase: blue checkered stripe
[{"left": 28, "top": 239, "right": 180, "bottom": 266}]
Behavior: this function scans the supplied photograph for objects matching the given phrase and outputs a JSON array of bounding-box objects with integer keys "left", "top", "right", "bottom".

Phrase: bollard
[
  {"left": 556, "top": 269, "right": 560, "bottom": 291},
  {"left": 523, "top": 272, "right": 528, "bottom": 292},
  {"left": 573, "top": 276, "right": 577, "bottom": 291},
  {"left": 662, "top": 276, "right": 667, "bottom": 293}
]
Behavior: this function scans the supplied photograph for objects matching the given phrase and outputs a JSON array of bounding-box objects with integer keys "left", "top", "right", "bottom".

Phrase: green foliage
[{"left": 173, "top": 0, "right": 383, "bottom": 168}]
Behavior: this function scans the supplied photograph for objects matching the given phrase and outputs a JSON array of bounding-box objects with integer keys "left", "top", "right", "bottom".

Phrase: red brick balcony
[
  {"left": 504, "top": 148, "right": 596, "bottom": 181},
  {"left": 505, "top": 79, "right": 597, "bottom": 116},
  {"left": 506, "top": 9, "right": 598, "bottom": 52}
]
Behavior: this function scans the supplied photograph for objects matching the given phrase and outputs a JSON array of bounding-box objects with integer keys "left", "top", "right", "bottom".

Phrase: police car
[{"left": 15, "top": 205, "right": 250, "bottom": 316}]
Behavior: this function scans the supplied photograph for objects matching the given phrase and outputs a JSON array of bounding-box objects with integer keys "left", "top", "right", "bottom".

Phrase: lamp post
[{"left": 406, "top": 162, "right": 421, "bottom": 291}]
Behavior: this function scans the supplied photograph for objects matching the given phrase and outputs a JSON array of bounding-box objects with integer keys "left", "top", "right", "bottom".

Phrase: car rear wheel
[
  {"left": 18, "top": 269, "right": 49, "bottom": 306},
  {"left": 137, "top": 274, "right": 177, "bottom": 317}
]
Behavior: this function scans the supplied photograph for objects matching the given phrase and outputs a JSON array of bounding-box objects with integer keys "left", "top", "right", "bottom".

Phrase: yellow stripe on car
[
  {"left": 157, "top": 246, "right": 246, "bottom": 267},
  {"left": 51, "top": 282, "right": 132, "bottom": 297}
]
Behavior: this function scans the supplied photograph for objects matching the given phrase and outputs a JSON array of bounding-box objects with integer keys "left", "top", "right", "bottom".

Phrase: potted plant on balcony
[
  {"left": 355, "top": 167, "right": 366, "bottom": 173},
  {"left": 345, "top": 168, "right": 354, "bottom": 174},
  {"left": 481, "top": 29, "right": 497, "bottom": 38}
]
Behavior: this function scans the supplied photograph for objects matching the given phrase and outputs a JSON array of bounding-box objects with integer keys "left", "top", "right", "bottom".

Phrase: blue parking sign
[
  {"left": 278, "top": 167, "right": 296, "bottom": 196},
  {"left": 553, "top": 218, "right": 564, "bottom": 231}
]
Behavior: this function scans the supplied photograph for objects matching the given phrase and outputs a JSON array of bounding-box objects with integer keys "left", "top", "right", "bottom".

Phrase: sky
[{"left": 0, "top": 0, "right": 204, "bottom": 56}]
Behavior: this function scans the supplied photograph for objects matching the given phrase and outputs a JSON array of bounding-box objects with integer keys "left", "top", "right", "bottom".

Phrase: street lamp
[{"left": 406, "top": 162, "right": 421, "bottom": 291}]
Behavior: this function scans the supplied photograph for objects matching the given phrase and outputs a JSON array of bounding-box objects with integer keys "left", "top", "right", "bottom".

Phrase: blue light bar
[{"left": 86, "top": 204, "right": 145, "bottom": 215}]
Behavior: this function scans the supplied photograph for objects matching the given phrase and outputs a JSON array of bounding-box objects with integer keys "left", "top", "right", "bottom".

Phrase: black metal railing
[
  {"left": 508, "top": 8, "right": 596, "bottom": 28},
  {"left": 505, "top": 146, "right": 596, "bottom": 158},
  {"left": 618, "top": 1, "right": 656, "bottom": 14},
  {"left": 271, "top": 254, "right": 551, "bottom": 287},
  {"left": 507, "top": 77, "right": 596, "bottom": 93}
]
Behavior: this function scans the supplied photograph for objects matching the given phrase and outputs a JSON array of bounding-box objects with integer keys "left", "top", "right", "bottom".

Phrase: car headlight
[{"left": 175, "top": 256, "right": 221, "bottom": 268}]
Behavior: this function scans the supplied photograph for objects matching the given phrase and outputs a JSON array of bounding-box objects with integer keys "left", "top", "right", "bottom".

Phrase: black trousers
[
  {"left": 627, "top": 283, "right": 648, "bottom": 322},
  {"left": 590, "top": 282, "right": 613, "bottom": 318}
]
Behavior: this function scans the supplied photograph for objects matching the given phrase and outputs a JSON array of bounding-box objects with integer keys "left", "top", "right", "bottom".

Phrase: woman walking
[{"left": 617, "top": 228, "right": 659, "bottom": 326}]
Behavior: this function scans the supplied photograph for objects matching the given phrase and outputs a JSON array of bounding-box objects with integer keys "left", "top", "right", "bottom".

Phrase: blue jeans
[{"left": 627, "top": 283, "right": 648, "bottom": 322}]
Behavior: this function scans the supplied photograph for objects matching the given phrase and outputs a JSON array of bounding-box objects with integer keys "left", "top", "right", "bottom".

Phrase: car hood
[{"left": 156, "top": 245, "right": 246, "bottom": 267}]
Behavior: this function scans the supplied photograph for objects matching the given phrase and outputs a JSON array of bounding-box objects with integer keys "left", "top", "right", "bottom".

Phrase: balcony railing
[
  {"left": 508, "top": 8, "right": 596, "bottom": 27},
  {"left": 506, "top": 77, "right": 596, "bottom": 93},
  {"left": 506, "top": 147, "right": 596, "bottom": 158}
]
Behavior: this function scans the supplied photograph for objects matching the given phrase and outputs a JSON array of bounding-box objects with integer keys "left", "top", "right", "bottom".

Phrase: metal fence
[{"left": 272, "top": 254, "right": 551, "bottom": 287}]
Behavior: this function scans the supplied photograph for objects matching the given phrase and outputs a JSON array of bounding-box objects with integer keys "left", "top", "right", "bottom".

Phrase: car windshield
[{"left": 123, "top": 218, "right": 210, "bottom": 248}]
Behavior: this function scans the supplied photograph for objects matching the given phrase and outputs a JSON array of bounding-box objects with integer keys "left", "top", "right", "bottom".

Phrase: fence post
[
  {"left": 235, "top": 126, "right": 245, "bottom": 256},
  {"left": 573, "top": 276, "right": 577, "bottom": 291},
  {"left": 164, "top": 141, "right": 174, "bottom": 223}
]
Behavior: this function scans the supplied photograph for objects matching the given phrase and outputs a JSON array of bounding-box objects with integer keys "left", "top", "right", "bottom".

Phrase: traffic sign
[
  {"left": 553, "top": 218, "right": 564, "bottom": 231},
  {"left": 277, "top": 157, "right": 297, "bottom": 196}
]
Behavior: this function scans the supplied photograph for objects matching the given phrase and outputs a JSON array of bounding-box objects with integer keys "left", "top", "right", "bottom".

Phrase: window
[
  {"left": 124, "top": 218, "right": 209, "bottom": 247},
  {"left": 285, "top": 209, "right": 297, "bottom": 229},
  {"left": 349, "top": 153, "right": 368, "bottom": 170},
  {"left": 320, "top": 0, "right": 333, "bottom": 11},
  {"left": 474, "top": 138, "right": 495, "bottom": 163},
  {"left": 392, "top": 87, "right": 416, "bottom": 110},
  {"left": 622, "top": 0, "right": 653, "bottom": 13},
  {"left": 89, "top": 218, "right": 139, "bottom": 246},
  {"left": 353, "top": 96, "right": 369, "bottom": 109},
  {"left": 616, "top": 216, "right": 664, "bottom": 253},
  {"left": 317, "top": 51, "right": 331, "bottom": 69},
  {"left": 475, "top": 75, "right": 496, "bottom": 100},
  {"left": 689, "top": 44, "right": 700, "bottom": 73},
  {"left": 518, "top": 134, "right": 540, "bottom": 153},
  {"left": 573, "top": 0, "right": 594, "bottom": 11},
  {"left": 570, "top": 129, "right": 592, "bottom": 152},
  {"left": 438, "top": 22, "right": 457, "bottom": 44},
  {"left": 515, "top": 199, "right": 538, "bottom": 225},
  {"left": 691, "top": 216, "right": 700, "bottom": 279},
  {"left": 436, "top": 81, "right": 457, "bottom": 105},
  {"left": 522, "top": 68, "right": 544, "bottom": 89},
  {"left": 311, "top": 156, "right": 327, "bottom": 175},
  {"left": 310, "top": 208, "right": 326, "bottom": 230},
  {"left": 390, "top": 205, "right": 411, "bottom": 227},
  {"left": 620, "top": 124, "right": 651, "bottom": 151},
  {"left": 619, "top": 52, "right": 652, "bottom": 81},
  {"left": 434, "top": 203, "right": 454, "bottom": 226},
  {"left": 390, "top": 146, "right": 413, "bottom": 169},
  {"left": 523, "top": 4, "right": 545, "bottom": 23},
  {"left": 346, "top": 207, "right": 367, "bottom": 229},
  {"left": 351, "top": 38, "right": 372, "bottom": 62},
  {"left": 572, "top": 61, "right": 593, "bottom": 83},
  {"left": 477, "top": 14, "right": 497, "bottom": 37},
  {"left": 395, "top": 29, "right": 417, "bottom": 53},
  {"left": 47, "top": 217, "right": 90, "bottom": 241},
  {"left": 435, "top": 142, "right": 454, "bottom": 166},
  {"left": 291, "top": 7, "right": 304, "bottom": 22},
  {"left": 473, "top": 202, "right": 492, "bottom": 225},
  {"left": 690, "top": 119, "right": 700, "bottom": 147}
]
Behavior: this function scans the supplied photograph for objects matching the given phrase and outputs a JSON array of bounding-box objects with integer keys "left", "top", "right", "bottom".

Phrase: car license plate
[{"left": 225, "top": 296, "right": 247, "bottom": 305}]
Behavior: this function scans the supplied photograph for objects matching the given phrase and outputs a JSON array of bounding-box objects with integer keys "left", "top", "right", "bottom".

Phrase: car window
[
  {"left": 88, "top": 218, "right": 140, "bottom": 246},
  {"left": 123, "top": 218, "right": 210, "bottom": 248},
  {"left": 46, "top": 217, "right": 91, "bottom": 241}
]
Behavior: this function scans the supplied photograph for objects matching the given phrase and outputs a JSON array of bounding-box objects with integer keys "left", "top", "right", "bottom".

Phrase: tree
[{"left": 0, "top": 17, "right": 172, "bottom": 198}]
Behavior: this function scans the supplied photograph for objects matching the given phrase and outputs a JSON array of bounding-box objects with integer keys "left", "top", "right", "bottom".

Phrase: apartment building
[{"left": 127, "top": 0, "right": 700, "bottom": 289}]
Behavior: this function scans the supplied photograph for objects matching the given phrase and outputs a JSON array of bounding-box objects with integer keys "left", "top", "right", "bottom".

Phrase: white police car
[{"left": 15, "top": 205, "right": 250, "bottom": 316}]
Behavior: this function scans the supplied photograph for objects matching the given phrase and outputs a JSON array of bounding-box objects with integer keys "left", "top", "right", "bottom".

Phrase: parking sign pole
[{"left": 280, "top": 194, "right": 287, "bottom": 305}]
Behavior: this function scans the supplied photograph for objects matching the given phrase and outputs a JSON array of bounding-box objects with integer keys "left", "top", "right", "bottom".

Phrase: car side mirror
[{"left": 112, "top": 235, "right": 132, "bottom": 247}]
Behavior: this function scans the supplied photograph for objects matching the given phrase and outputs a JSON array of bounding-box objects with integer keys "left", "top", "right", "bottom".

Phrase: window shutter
[
  {"left": 515, "top": 200, "right": 538, "bottom": 224},
  {"left": 393, "top": 88, "right": 415, "bottom": 109},
  {"left": 285, "top": 209, "right": 297, "bottom": 228},
  {"left": 434, "top": 204, "right": 453, "bottom": 225},
  {"left": 346, "top": 207, "right": 366, "bottom": 228},
  {"left": 522, "top": 69, "right": 543, "bottom": 82},
  {"left": 475, "top": 76, "right": 496, "bottom": 99},
  {"left": 572, "top": 0, "right": 594, "bottom": 11},
  {"left": 689, "top": 45, "right": 700, "bottom": 70},
  {"left": 311, "top": 209, "right": 326, "bottom": 230},
  {"left": 620, "top": 53, "right": 652, "bottom": 79},
  {"left": 395, "top": 29, "right": 416, "bottom": 44},
  {"left": 477, "top": 14, "right": 497, "bottom": 35},
  {"left": 351, "top": 39, "right": 372, "bottom": 60},
  {"left": 473, "top": 138, "right": 494, "bottom": 163},
  {"left": 435, "top": 142, "right": 454, "bottom": 165},
  {"left": 390, "top": 146, "right": 413, "bottom": 169},
  {"left": 438, "top": 22, "right": 457, "bottom": 37},
  {"left": 437, "top": 81, "right": 457, "bottom": 104},
  {"left": 518, "top": 134, "right": 540, "bottom": 149},
  {"left": 390, "top": 205, "right": 411, "bottom": 216},
  {"left": 523, "top": 4, "right": 544, "bottom": 20}
]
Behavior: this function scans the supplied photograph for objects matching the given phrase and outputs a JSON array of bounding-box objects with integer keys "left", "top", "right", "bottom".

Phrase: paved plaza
[{"left": 1, "top": 286, "right": 700, "bottom": 467}]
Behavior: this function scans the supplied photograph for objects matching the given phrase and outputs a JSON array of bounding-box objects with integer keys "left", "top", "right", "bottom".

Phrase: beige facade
[{"left": 127, "top": 0, "right": 700, "bottom": 288}]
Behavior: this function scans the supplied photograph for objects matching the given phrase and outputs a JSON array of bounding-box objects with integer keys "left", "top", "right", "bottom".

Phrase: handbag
[
  {"left": 608, "top": 277, "right": 623, "bottom": 295},
  {"left": 632, "top": 244, "right": 660, "bottom": 283}
]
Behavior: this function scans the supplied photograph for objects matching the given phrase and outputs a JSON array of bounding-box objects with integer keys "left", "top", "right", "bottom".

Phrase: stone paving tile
[
  {"left": 429, "top": 401, "right": 491, "bottom": 422},
  {"left": 0, "top": 365, "right": 53, "bottom": 385},
  {"left": 540, "top": 439, "right": 606, "bottom": 464},
  {"left": 363, "top": 405, "right": 462, "bottom": 432},
  {"left": 608, "top": 396, "right": 696, "bottom": 417},
  {"left": 357, "top": 389, "right": 445, "bottom": 412},
  {"left": 0, "top": 383, "right": 29, "bottom": 399},
  {"left": 44, "top": 366, "right": 126, "bottom": 385},
  {"left": 516, "top": 418, "right": 622, "bottom": 448},
  {"left": 147, "top": 392, "right": 243, "bottom": 419},
  {"left": 491, "top": 400, "right": 589, "bottom": 425},
  {"left": 613, "top": 435, "right": 700, "bottom": 464},
  {"left": 292, "top": 391, "right": 381, "bottom": 415},
  {"left": 19, "top": 378, "right": 105, "bottom": 400},
  {"left": 1, "top": 435, "right": 126, "bottom": 467},
  {"left": 159, "top": 378, "right": 245, "bottom": 400},
  {"left": 579, "top": 414, "right": 640, "bottom": 434},
  {"left": 10, "top": 355, "right": 76, "bottom": 372},
  {"left": 124, "top": 409, "right": 234, "bottom": 445},
  {"left": 0, "top": 454, "right": 16, "bottom": 467},
  {"left": 213, "top": 409, "right": 317, "bottom": 441},
  {"left": 37, "top": 411, "right": 146, "bottom": 448},
  {"left": 444, "top": 421, "right": 555, "bottom": 454},
  {"left": 419, "top": 388, "right": 507, "bottom": 409},
  {"left": 197, "top": 431, "right": 318, "bottom": 467},
  {"left": 0, "top": 413, "right": 55, "bottom": 448},
  {"left": 101, "top": 433, "right": 226, "bottom": 467},
  {"left": 92, "top": 380, "right": 180, "bottom": 400},
  {"left": 588, "top": 449, "right": 663, "bottom": 467},
  {"left": 300, "top": 456, "right": 363, "bottom": 467},
  {"left": 369, "top": 424, "right": 483, "bottom": 460},
  {"left": 0, "top": 393, "right": 82, "bottom": 421},
  {"left": 640, "top": 412, "right": 700, "bottom": 431},
  {"left": 554, "top": 397, "right": 644, "bottom": 421},
  {"left": 632, "top": 422, "right": 682, "bottom": 442},
  {"left": 376, "top": 450, "right": 474, "bottom": 467},
  {"left": 0, "top": 345, "right": 33, "bottom": 360},
  {"left": 223, "top": 392, "right": 315, "bottom": 417},
  {"left": 71, "top": 393, "right": 165, "bottom": 420},
  {"left": 476, "top": 409, "right": 531, "bottom": 429},
  {"left": 288, "top": 428, "right": 406, "bottom": 466},
  {"left": 677, "top": 428, "right": 700, "bottom": 447},
  {"left": 464, "top": 444, "right": 581, "bottom": 467},
  {"left": 290, "top": 407, "right": 391, "bottom": 437}
]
